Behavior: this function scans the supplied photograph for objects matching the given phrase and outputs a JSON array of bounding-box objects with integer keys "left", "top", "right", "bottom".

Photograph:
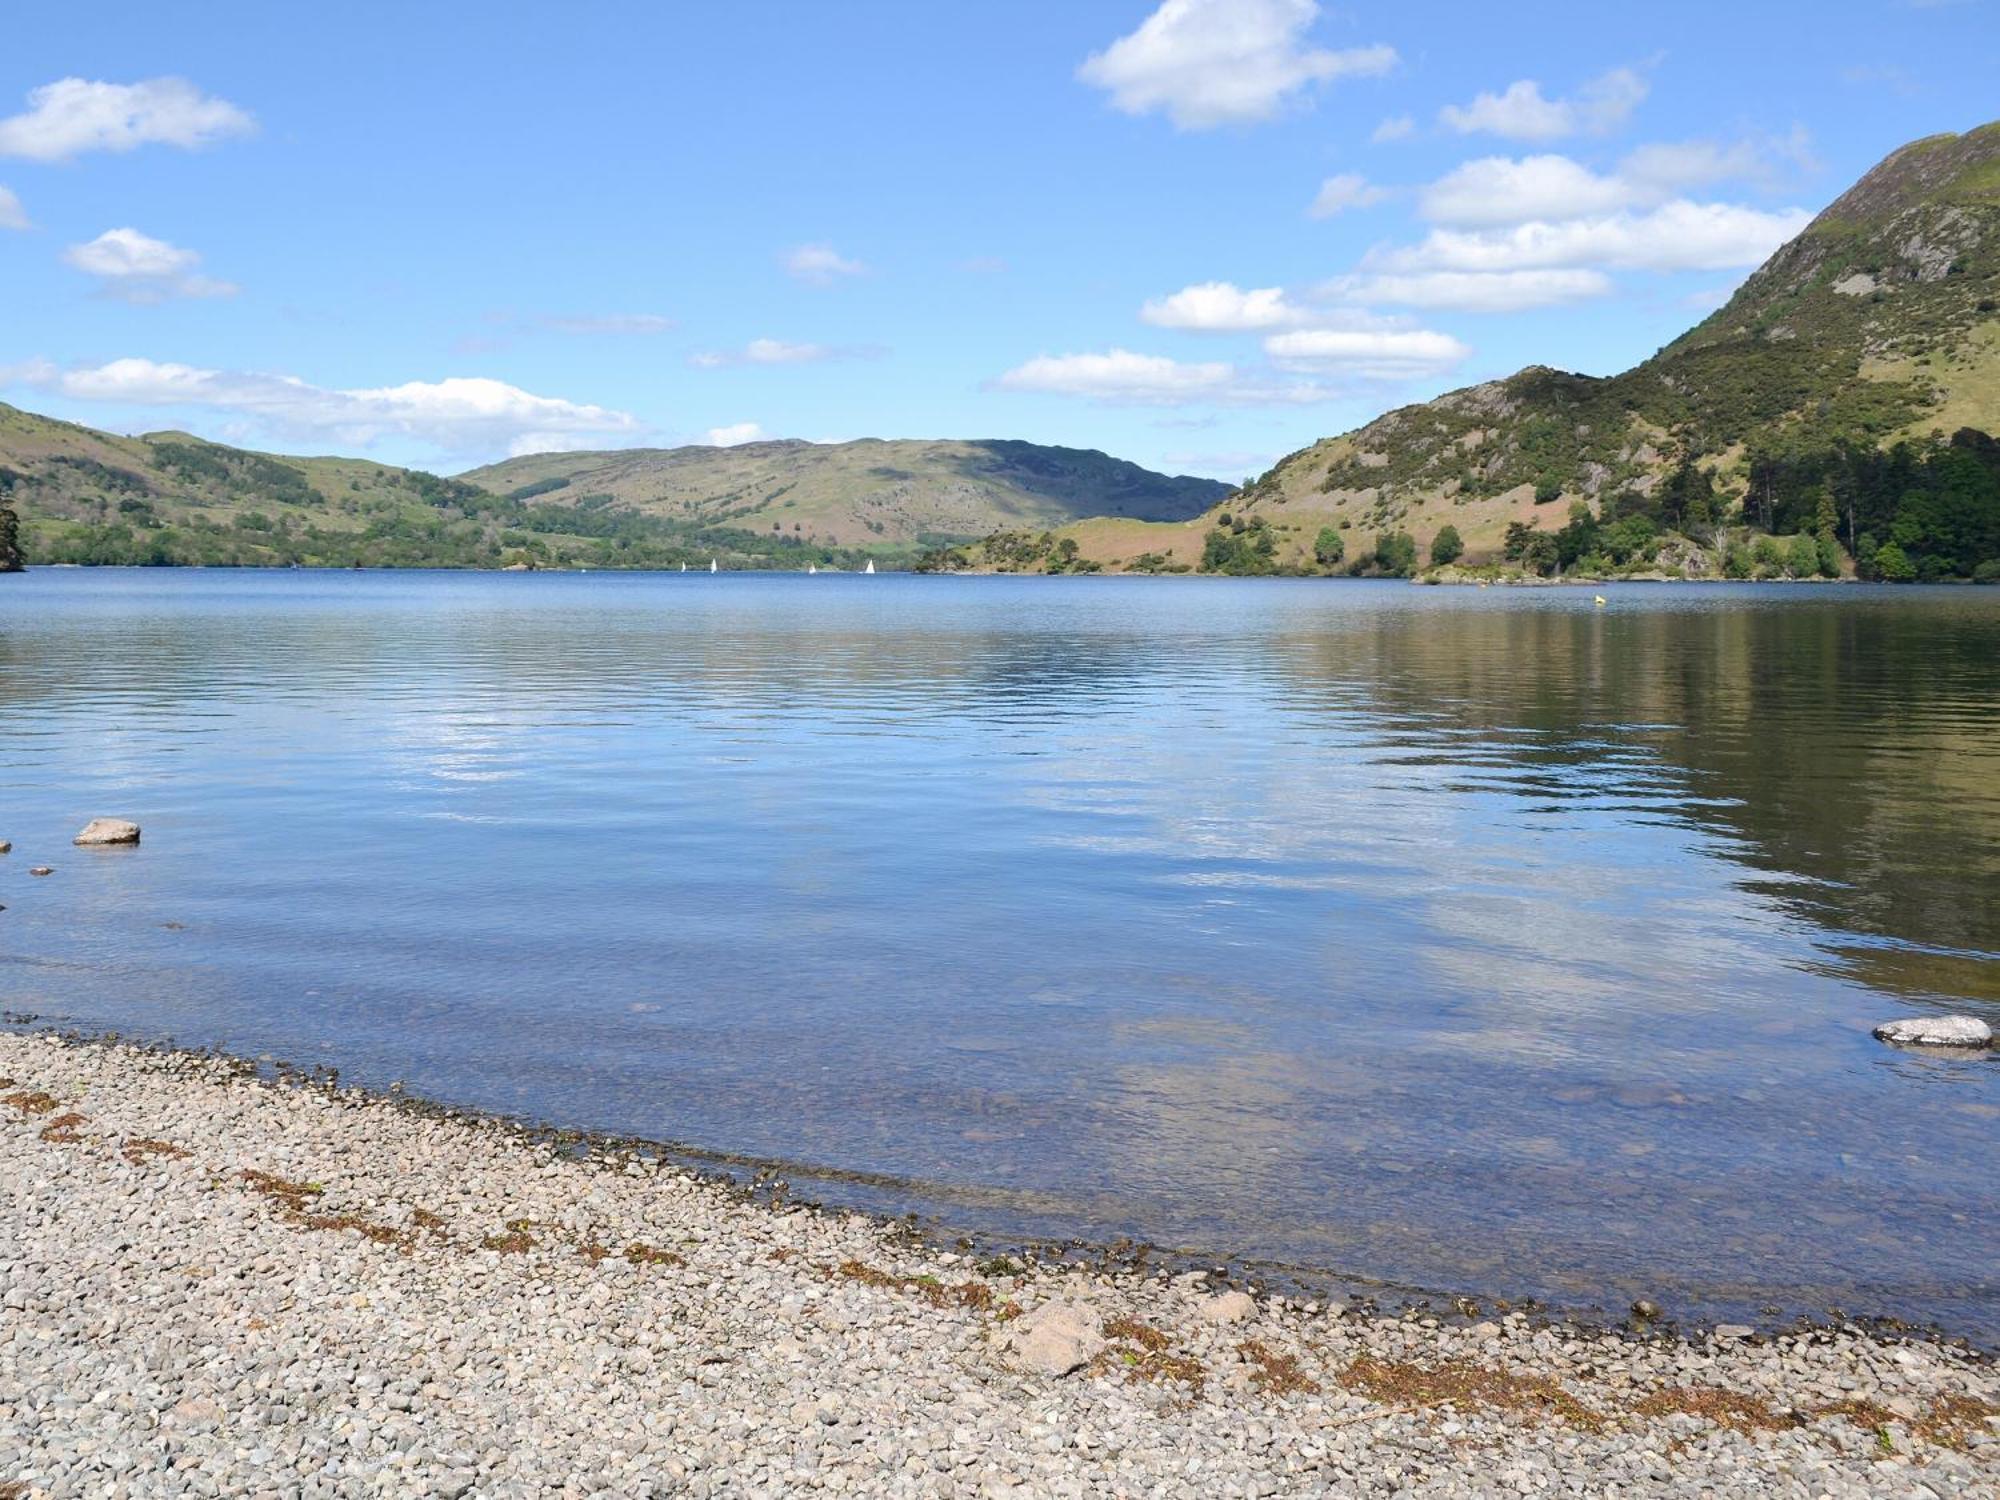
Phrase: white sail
[
  {"left": 679, "top": 562, "right": 686, "bottom": 572},
  {"left": 864, "top": 559, "right": 876, "bottom": 574},
  {"left": 709, "top": 558, "right": 718, "bottom": 573},
  {"left": 808, "top": 564, "right": 817, "bottom": 574}
]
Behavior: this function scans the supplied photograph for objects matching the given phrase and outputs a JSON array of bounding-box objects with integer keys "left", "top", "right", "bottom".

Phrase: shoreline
[{"left": 3, "top": 1029, "right": 1995, "bottom": 1495}]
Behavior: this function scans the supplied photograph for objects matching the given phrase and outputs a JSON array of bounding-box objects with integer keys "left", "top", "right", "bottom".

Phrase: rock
[
  {"left": 1872, "top": 1015, "right": 1992, "bottom": 1050},
  {"left": 1713, "top": 1324, "right": 1755, "bottom": 1341},
  {"left": 1198, "top": 1290, "right": 1258, "bottom": 1326},
  {"left": 1631, "top": 1300, "right": 1662, "bottom": 1321},
  {"left": 74, "top": 818, "right": 141, "bottom": 847},
  {"left": 29, "top": 866, "right": 52, "bottom": 877},
  {"left": 995, "top": 1300, "right": 1104, "bottom": 1377},
  {"left": 0, "top": 840, "right": 11, "bottom": 853}
]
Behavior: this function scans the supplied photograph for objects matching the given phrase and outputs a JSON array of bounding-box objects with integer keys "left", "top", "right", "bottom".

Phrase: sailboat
[
  {"left": 679, "top": 562, "right": 686, "bottom": 573},
  {"left": 864, "top": 559, "right": 876, "bottom": 575},
  {"left": 709, "top": 558, "right": 718, "bottom": 573},
  {"left": 808, "top": 563, "right": 817, "bottom": 575}
]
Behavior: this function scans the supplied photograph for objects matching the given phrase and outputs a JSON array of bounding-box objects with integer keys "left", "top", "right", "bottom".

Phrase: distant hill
[
  {"left": 0, "top": 408, "right": 1226, "bottom": 570},
  {"left": 957, "top": 121, "right": 2000, "bottom": 580},
  {"left": 461, "top": 438, "right": 1228, "bottom": 546}
]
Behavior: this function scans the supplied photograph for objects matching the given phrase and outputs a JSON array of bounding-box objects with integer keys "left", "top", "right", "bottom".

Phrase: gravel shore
[{"left": 2, "top": 1031, "right": 1994, "bottom": 1498}]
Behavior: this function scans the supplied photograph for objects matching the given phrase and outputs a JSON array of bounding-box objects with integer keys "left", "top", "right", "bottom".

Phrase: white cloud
[
  {"left": 689, "top": 337, "right": 863, "bottom": 367},
  {"left": 1328, "top": 268, "right": 1613, "bottom": 312},
  {"left": 1438, "top": 67, "right": 1647, "bottom": 143},
  {"left": 1078, "top": 0, "right": 1395, "bottom": 129},
  {"left": 6, "top": 358, "right": 642, "bottom": 460},
  {"left": 541, "top": 313, "right": 675, "bottom": 335},
  {"left": 1371, "top": 114, "right": 1416, "bottom": 143},
  {"left": 991, "top": 346, "right": 1398, "bottom": 407},
  {"left": 0, "top": 185, "right": 26, "bottom": 230},
  {"left": 62, "top": 227, "right": 237, "bottom": 302},
  {"left": 0, "top": 77, "right": 254, "bottom": 162},
  {"left": 1140, "top": 281, "right": 1310, "bottom": 330},
  {"left": 1420, "top": 155, "right": 1634, "bottom": 227},
  {"left": 1371, "top": 200, "right": 1812, "bottom": 276},
  {"left": 1263, "top": 326, "right": 1470, "bottom": 379},
  {"left": 704, "top": 422, "right": 766, "bottom": 446},
  {"left": 784, "top": 243, "right": 866, "bottom": 284},
  {"left": 1307, "top": 172, "right": 1388, "bottom": 218}
]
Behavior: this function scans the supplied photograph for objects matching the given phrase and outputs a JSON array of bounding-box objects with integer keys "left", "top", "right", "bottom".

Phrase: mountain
[
  {"left": 966, "top": 121, "right": 2000, "bottom": 580},
  {"left": 460, "top": 438, "right": 1227, "bottom": 546},
  {"left": 0, "top": 407, "right": 1226, "bottom": 569}
]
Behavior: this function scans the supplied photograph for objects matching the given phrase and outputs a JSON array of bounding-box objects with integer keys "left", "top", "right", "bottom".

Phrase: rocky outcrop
[{"left": 1872, "top": 1015, "right": 1993, "bottom": 1049}]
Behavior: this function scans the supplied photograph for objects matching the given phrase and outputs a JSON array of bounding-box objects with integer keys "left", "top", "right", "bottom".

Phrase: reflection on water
[{"left": 1, "top": 570, "right": 1996, "bottom": 1335}]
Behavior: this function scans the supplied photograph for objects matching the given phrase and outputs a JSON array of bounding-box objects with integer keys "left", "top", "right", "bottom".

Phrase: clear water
[{"left": 3, "top": 570, "right": 1996, "bottom": 1336}]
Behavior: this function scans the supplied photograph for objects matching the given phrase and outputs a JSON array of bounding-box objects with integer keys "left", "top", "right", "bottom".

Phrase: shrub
[{"left": 1429, "top": 524, "right": 1464, "bottom": 566}]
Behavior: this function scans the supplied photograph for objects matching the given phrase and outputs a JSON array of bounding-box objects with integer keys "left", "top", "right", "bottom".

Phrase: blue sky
[{"left": 1, "top": 1, "right": 1994, "bottom": 481}]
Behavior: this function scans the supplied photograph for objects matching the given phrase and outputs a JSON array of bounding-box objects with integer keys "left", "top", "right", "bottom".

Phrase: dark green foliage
[
  {"left": 1872, "top": 540, "right": 1917, "bottom": 580},
  {"left": 1429, "top": 524, "right": 1463, "bottom": 566},
  {"left": 1202, "top": 522, "right": 1277, "bottom": 575},
  {"left": 0, "top": 504, "right": 22, "bottom": 571},
  {"left": 506, "top": 476, "right": 572, "bottom": 500},
  {"left": 1373, "top": 530, "right": 1417, "bottom": 578},
  {"left": 1749, "top": 429, "right": 2000, "bottom": 579},
  {"left": 1313, "top": 525, "right": 1345, "bottom": 568}
]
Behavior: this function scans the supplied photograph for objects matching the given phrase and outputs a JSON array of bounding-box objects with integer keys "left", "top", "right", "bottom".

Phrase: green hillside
[
  {"left": 461, "top": 438, "right": 1227, "bottom": 546},
  {"left": 0, "top": 409, "right": 1225, "bottom": 571},
  {"left": 941, "top": 122, "right": 2000, "bottom": 582}
]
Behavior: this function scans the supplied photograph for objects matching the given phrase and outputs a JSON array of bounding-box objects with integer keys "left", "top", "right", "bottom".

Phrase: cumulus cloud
[
  {"left": 784, "top": 243, "right": 866, "bottom": 284},
  {"left": 704, "top": 422, "right": 766, "bottom": 446},
  {"left": 1370, "top": 200, "right": 1812, "bottom": 276},
  {"left": 1140, "top": 281, "right": 1310, "bottom": 330},
  {"left": 1078, "top": 0, "right": 1395, "bottom": 129},
  {"left": 0, "top": 185, "right": 26, "bottom": 230},
  {"left": 63, "top": 227, "right": 237, "bottom": 302},
  {"left": 1327, "top": 268, "right": 1614, "bottom": 313},
  {"left": 992, "top": 347, "right": 1378, "bottom": 407},
  {"left": 1263, "top": 326, "right": 1470, "bottom": 379},
  {"left": 540, "top": 312, "right": 675, "bottom": 335},
  {"left": 5, "top": 357, "right": 642, "bottom": 460},
  {"left": 0, "top": 77, "right": 254, "bottom": 162},
  {"left": 1307, "top": 172, "right": 1389, "bottom": 218},
  {"left": 1420, "top": 155, "right": 1635, "bottom": 227},
  {"left": 1438, "top": 67, "right": 1646, "bottom": 143},
  {"left": 1371, "top": 114, "right": 1416, "bottom": 144}
]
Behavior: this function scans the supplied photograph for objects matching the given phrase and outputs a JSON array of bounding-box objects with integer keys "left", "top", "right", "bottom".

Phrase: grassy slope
[
  {"left": 462, "top": 438, "right": 1228, "bottom": 547},
  {"left": 0, "top": 410, "right": 1227, "bottom": 567},
  {"left": 1025, "top": 121, "right": 2000, "bottom": 574}
]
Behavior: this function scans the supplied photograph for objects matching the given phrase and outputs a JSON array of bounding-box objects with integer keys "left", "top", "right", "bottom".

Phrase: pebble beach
[{"left": 3, "top": 1031, "right": 1996, "bottom": 1498}]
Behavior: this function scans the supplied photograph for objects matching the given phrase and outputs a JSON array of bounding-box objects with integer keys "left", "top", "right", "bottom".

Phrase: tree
[
  {"left": 1784, "top": 532, "right": 1820, "bottom": 578},
  {"left": 1429, "top": 524, "right": 1463, "bottom": 566},
  {"left": 1313, "top": 526, "right": 1345, "bottom": 569},
  {"left": 1872, "top": 540, "right": 1916, "bottom": 581},
  {"left": 0, "top": 504, "right": 21, "bottom": 572},
  {"left": 1374, "top": 531, "right": 1417, "bottom": 577}
]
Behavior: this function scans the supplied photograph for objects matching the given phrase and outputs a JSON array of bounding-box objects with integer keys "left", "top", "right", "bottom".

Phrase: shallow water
[{"left": 2, "top": 570, "right": 1996, "bottom": 1335}]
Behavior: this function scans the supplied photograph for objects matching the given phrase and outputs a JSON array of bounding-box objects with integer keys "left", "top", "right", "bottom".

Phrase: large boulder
[
  {"left": 1197, "top": 1290, "right": 1258, "bottom": 1325},
  {"left": 995, "top": 1300, "right": 1104, "bottom": 1378},
  {"left": 73, "top": 819, "right": 141, "bottom": 846},
  {"left": 1872, "top": 1015, "right": 1992, "bottom": 1049}
]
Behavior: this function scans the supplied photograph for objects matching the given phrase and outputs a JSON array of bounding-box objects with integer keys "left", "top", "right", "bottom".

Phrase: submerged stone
[
  {"left": 1872, "top": 1015, "right": 1993, "bottom": 1050},
  {"left": 73, "top": 819, "right": 141, "bottom": 847}
]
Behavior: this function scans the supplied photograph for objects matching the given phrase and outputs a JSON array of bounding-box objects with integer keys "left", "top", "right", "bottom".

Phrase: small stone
[
  {"left": 1872, "top": 1015, "right": 1992, "bottom": 1050},
  {"left": 29, "top": 866, "right": 52, "bottom": 877},
  {"left": 0, "top": 840, "right": 11, "bottom": 853},
  {"left": 1198, "top": 1290, "right": 1258, "bottom": 1326},
  {"left": 74, "top": 818, "right": 142, "bottom": 847},
  {"left": 1713, "top": 1324, "right": 1755, "bottom": 1341},
  {"left": 1632, "top": 1300, "right": 1662, "bottom": 1321}
]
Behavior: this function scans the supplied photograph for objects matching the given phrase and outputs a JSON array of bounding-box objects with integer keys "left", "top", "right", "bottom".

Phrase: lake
[{"left": 2, "top": 569, "right": 1996, "bottom": 1338}]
